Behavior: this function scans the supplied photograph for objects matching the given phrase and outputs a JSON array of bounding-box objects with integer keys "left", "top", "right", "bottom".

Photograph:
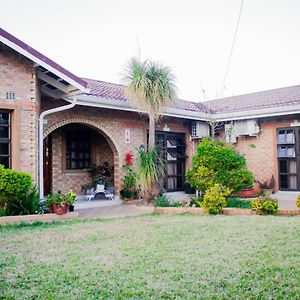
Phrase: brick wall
[
  {"left": 225, "top": 117, "right": 300, "bottom": 191},
  {"left": 42, "top": 100, "right": 193, "bottom": 195},
  {"left": 51, "top": 127, "right": 114, "bottom": 194},
  {"left": 0, "top": 45, "right": 39, "bottom": 182}
]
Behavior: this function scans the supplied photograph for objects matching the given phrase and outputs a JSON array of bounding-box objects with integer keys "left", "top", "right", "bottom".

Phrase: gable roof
[{"left": 0, "top": 27, "right": 88, "bottom": 94}]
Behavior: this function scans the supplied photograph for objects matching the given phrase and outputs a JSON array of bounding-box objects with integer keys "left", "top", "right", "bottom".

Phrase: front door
[
  {"left": 155, "top": 132, "right": 186, "bottom": 191},
  {"left": 277, "top": 127, "right": 300, "bottom": 190}
]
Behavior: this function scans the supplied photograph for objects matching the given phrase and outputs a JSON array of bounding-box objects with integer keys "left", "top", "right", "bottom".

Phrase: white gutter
[
  {"left": 76, "top": 95, "right": 300, "bottom": 123},
  {"left": 76, "top": 95, "right": 209, "bottom": 121},
  {"left": 38, "top": 96, "right": 77, "bottom": 200}
]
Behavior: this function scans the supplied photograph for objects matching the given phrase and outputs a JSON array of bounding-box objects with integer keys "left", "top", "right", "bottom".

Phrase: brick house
[{"left": 1, "top": 27, "right": 300, "bottom": 199}]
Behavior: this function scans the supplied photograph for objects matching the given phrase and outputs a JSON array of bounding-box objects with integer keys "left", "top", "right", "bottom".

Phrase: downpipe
[{"left": 38, "top": 96, "right": 77, "bottom": 200}]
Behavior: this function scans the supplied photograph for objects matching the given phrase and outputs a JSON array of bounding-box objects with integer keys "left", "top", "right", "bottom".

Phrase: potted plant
[
  {"left": 66, "top": 190, "right": 76, "bottom": 212},
  {"left": 237, "top": 185, "right": 257, "bottom": 198},
  {"left": 81, "top": 162, "right": 114, "bottom": 195},
  {"left": 257, "top": 176, "right": 275, "bottom": 196},
  {"left": 45, "top": 191, "right": 69, "bottom": 215}
]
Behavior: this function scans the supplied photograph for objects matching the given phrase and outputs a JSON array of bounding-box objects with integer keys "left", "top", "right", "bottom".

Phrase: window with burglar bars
[
  {"left": 0, "top": 111, "right": 11, "bottom": 168},
  {"left": 277, "top": 128, "right": 298, "bottom": 190},
  {"left": 66, "top": 129, "right": 91, "bottom": 169}
]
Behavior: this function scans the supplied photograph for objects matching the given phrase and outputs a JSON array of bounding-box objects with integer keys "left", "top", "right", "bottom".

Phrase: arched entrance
[{"left": 43, "top": 119, "right": 120, "bottom": 196}]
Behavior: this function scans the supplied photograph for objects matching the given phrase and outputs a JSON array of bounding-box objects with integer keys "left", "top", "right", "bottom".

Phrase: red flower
[{"left": 125, "top": 151, "right": 134, "bottom": 166}]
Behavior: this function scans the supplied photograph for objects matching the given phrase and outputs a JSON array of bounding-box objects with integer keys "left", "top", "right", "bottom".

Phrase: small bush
[
  {"left": 227, "top": 197, "right": 252, "bottom": 209},
  {"left": 120, "top": 188, "right": 133, "bottom": 199},
  {"left": 186, "top": 138, "right": 254, "bottom": 193},
  {"left": 202, "top": 184, "right": 232, "bottom": 214},
  {"left": 0, "top": 165, "right": 32, "bottom": 201},
  {"left": 252, "top": 195, "right": 278, "bottom": 215},
  {"left": 5, "top": 185, "right": 40, "bottom": 216},
  {"left": 189, "top": 195, "right": 204, "bottom": 207},
  {"left": 154, "top": 194, "right": 182, "bottom": 207},
  {"left": 154, "top": 194, "right": 169, "bottom": 207},
  {"left": 296, "top": 196, "right": 300, "bottom": 208}
]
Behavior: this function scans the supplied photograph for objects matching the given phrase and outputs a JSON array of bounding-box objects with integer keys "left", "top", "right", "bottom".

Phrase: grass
[
  {"left": 227, "top": 197, "right": 252, "bottom": 208},
  {"left": 1, "top": 215, "right": 300, "bottom": 299}
]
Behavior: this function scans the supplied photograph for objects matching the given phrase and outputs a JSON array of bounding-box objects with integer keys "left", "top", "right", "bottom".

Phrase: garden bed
[
  {"left": 154, "top": 207, "right": 300, "bottom": 216},
  {"left": 0, "top": 212, "right": 79, "bottom": 225}
]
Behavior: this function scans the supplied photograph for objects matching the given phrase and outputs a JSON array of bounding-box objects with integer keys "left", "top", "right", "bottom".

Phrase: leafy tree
[
  {"left": 123, "top": 58, "right": 177, "bottom": 149},
  {"left": 186, "top": 138, "right": 254, "bottom": 193}
]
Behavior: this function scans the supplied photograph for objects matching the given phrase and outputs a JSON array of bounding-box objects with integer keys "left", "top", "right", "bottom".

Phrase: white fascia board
[
  {"left": 0, "top": 35, "right": 89, "bottom": 94},
  {"left": 214, "top": 105, "right": 300, "bottom": 122},
  {"left": 75, "top": 95, "right": 208, "bottom": 121}
]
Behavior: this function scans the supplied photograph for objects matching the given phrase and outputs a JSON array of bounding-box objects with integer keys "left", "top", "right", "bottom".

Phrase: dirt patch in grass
[{"left": 1, "top": 215, "right": 300, "bottom": 299}]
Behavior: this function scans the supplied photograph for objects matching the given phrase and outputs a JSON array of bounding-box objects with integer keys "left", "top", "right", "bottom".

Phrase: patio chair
[{"left": 87, "top": 184, "right": 114, "bottom": 202}]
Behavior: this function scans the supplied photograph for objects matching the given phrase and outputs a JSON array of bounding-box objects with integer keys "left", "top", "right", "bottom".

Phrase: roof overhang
[
  {"left": 74, "top": 94, "right": 209, "bottom": 121},
  {"left": 0, "top": 27, "right": 89, "bottom": 98}
]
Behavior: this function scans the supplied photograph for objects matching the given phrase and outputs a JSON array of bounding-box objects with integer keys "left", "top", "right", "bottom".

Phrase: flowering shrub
[{"left": 125, "top": 151, "right": 134, "bottom": 166}]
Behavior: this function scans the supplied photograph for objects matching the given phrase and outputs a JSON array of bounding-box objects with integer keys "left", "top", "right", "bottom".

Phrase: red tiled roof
[
  {"left": 203, "top": 85, "right": 300, "bottom": 114},
  {"left": 84, "top": 78, "right": 300, "bottom": 116},
  {"left": 83, "top": 78, "right": 206, "bottom": 113}
]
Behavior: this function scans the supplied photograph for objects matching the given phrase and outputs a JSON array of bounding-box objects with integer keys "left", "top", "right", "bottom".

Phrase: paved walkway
[
  {"left": 78, "top": 204, "right": 154, "bottom": 218},
  {"left": 271, "top": 191, "right": 299, "bottom": 210}
]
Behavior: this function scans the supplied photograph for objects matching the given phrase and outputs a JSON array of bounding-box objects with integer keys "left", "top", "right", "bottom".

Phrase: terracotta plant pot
[
  {"left": 238, "top": 188, "right": 257, "bottom": 198},
  {"left": 51, "top": 203, "right": 69, "bottom": 215}
]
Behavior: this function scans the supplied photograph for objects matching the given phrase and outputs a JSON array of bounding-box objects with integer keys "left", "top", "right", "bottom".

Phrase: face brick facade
[
  {"left": 0, "top": 45, "right": 40, "bottom": 182},
  {"left": 2, "top": 29, "right": 300, "bottom": 197}
]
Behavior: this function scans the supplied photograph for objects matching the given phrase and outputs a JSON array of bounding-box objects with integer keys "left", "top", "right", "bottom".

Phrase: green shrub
[
  {"left": 0, "top": 165, "right": 32, "bottom": 201},
  {"left": 0, "top": 165, "right": 38, "bottom": 216},
  {"left": 154, "top": 194, "right": 169, "bottom": 207},
  {"left": 189, "top": 195, "right": 204, "bottom": 207},
  {"left": 202, "top": 184, "right": 232, "bottom": 214},
  {"left": 227, "top": 197, "right": 252, "bottom": 209},
  {"left": 252, "top": 195, "right": 278, "bottom": 215},
  {"left": 120, "top": 166, "right": 140, "bottom": 200},
  {"left": 5, "top": 186, "right": 40, "bottom": 216},
  {"left": 296, "top": 196, "right": 300, "bottom": 208},
  {"left": 154, "top": 194, "right": 182, "bottom": 207},
  {"left": 120, "top": 188, "right": 133, "bottom": 199},
  {"left": 186, "top": 138, "right": 254, "bottom": 193}
]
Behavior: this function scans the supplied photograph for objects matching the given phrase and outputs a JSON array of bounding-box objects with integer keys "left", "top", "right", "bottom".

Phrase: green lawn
[{"left": 1, "top": 215, "right": 300, "bottom": 299}]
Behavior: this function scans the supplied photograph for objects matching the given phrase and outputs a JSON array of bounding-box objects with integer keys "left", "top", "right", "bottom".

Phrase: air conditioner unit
[
  {"left": 235, "top": 120, "right": 259, "bottom": 136},
  {"left": 225, "top": 123, "right": 237, "bottom": 144},
  {"left": 191, "top": 122, "right": 210, "bottom": 138}
]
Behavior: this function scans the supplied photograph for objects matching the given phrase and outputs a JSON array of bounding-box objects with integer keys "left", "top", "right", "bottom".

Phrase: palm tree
[{"left": 123, "top": 58, "right": 177, "bottom": 149}]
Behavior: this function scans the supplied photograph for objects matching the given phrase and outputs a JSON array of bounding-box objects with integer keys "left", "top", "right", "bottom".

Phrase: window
[
  {"left": 0, "top": 111, "right": 11, "bottom": 168},
  {"left": 66, "top": 130, "right": 91, "bottom": 169},
  {"left": 277, "top": 129, "right": 295, "bottom": 144}
]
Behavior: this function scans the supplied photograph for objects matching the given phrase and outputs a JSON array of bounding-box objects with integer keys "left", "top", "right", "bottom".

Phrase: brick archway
[{"left": 44, "top": 118, "right": 121, "bottom": 195}]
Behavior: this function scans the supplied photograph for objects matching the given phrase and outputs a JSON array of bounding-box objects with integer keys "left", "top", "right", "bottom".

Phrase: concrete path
[
  {"left": 271, "top": 191, "right": 299, "bottom": 210},
  {"left": 78, "top": 204, "right": 154, "bottom": 218}
]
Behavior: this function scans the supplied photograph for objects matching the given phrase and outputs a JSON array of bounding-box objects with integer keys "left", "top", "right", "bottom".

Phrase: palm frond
[{"left": 123, "top": 58, "right": 177, "bottom": 118}]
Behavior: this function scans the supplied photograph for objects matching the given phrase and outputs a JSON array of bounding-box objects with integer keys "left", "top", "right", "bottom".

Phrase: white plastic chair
[{"left": 87, "top": 184, "right": 114, "bottom": 201}]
